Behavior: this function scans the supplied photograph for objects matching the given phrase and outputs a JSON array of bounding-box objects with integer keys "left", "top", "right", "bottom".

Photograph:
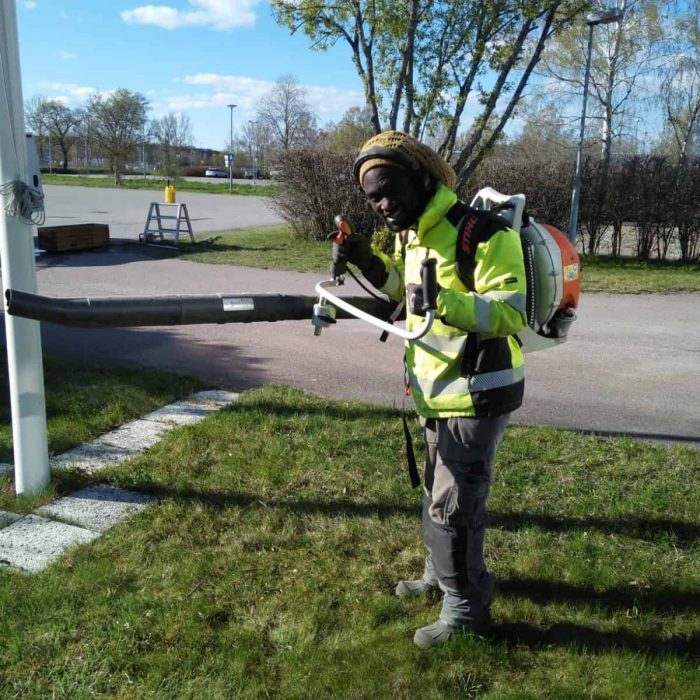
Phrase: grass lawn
[
  {"left": 142, "top": 225, "right": 700, "bottom": 294},
  {"left": 171, "top": 225, "right": 332, "bottom": 272},
  {"left": 0, "top": 355, "right": 204, "bottom": 513},
  {"left": 1, "top": 370, "right": 698, "bottom": 697},
  {"left": 42, "top": 173, "right": 276, "bottom": 198},
  {"left": 580, "top": 256, "right": 700, "bottom": 293}
]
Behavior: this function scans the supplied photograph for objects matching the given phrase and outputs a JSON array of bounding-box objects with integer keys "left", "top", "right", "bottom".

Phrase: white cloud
[
  {"left": 23, "top": 1, "right": 38, "bottom": 9},
  {"left": 304, "top": 85, "right": 366, "bottom": 115},
  {"left": 177, "top": 73, "right": 365, "bottom": 116},
  {"left": 37, "top": 82, "right": 97, "bottom": 102},
  {"left": 121, "top": 0, "right": 260, "bottom": 31},
  {"left": 59, "top": 51, "right": 77, "bottom": 60}
]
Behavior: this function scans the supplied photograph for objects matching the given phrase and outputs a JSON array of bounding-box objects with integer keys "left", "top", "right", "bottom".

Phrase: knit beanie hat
[{"left": 354, "top": 130, "right": 457, "bottom": 190}]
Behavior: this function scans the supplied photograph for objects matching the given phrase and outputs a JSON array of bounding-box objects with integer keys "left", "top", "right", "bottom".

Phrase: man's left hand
[{"left": 406, "top": 283, "right": 427, "bottom": 316}]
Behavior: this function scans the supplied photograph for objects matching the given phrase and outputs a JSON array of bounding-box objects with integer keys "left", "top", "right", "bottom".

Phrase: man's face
[{"left": 361, "top": 165, "right": 429, "bottom": 232}]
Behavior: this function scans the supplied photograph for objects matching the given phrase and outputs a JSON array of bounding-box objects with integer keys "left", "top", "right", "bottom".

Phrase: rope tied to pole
[{"left": 0, "top": 179, "right": 45, "bottom": 226}]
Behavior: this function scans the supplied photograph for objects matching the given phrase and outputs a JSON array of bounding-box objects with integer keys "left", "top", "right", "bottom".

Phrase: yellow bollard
[{"left": 164, "top": 180, "right": 176, "bottom": 203}]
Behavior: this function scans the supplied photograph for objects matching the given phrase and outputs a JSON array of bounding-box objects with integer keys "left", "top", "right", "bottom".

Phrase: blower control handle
[
  {"left": 330, "top": 214, "right": 354, "bottom": 281},
  {"left": 333, "top": 214, "right": 353, "bottom": 244},
  {"left": 421, "top": 258, "right": 438, "bottom": 313}
]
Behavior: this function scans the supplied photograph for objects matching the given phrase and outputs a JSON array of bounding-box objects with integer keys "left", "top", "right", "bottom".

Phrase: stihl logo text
[{"left": 461, "top": 216, "right": 478, "bottom": 254}]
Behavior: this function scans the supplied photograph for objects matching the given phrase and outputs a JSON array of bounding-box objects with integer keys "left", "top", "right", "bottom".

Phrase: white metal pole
[{"left": 0, "top": 1, "right": 50, "bottom": 495}]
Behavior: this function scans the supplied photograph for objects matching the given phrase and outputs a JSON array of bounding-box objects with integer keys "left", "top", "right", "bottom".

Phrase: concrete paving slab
[
  {"left": 0, "top": 514, "right": 99, "bottom": 572},
  {"left": 142, "top": 399, "right": 221, "bottom": 426},
  {"left": 194, "top": 390, "right": 240, "bottom": 405},
  {"left": 0, "top": 510, "right": 22, "bottom": 529},
  {"left": 51, "top": 442, "right": 138, "bottom": 473},
  {"left": 94, "top": 419, "right": 171, "bottom": 451},
  {"left": 36, "top": 484, "right": 157, "bottom": 533}
]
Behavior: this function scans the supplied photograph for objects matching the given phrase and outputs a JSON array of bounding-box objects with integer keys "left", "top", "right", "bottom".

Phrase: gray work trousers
[{"left": 420, "top": 414, "right": 510, "bottom": 626}]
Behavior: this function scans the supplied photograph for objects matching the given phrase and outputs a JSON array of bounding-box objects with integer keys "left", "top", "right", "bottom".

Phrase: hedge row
[{"left": 272, "top": 147, "right": 700, "bottom": 262}]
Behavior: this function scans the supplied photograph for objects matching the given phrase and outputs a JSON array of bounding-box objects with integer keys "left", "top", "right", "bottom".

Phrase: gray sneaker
[
  {"left": 413, "top": 613, "right": 490, "bottom": 650},
  {"left": 394, "top": 578, "right": 439, "bottom": 598},
  {"left": 413, "top": 620, "right": 459, "bottom": 649}
]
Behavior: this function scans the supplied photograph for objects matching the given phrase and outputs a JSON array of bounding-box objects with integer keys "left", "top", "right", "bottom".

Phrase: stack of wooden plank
[{"left": 38, "top": 224, "right": 110, "bottom": 252}]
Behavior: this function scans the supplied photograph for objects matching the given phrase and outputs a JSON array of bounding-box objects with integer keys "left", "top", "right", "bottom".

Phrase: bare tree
[
  {"left": 151, "top": 112, "right": 193, "bottom": 180},
  {"left": 237, "top": 119, "right": 274, "bottom": 172},
  {"left": 256, "top": 74, "right": 318, "bottom": 151},
  {"left": 659, "top": 1, "right": 700, "bottom": 162},
  {"left": 526, "top": 1, "right": 669, "bottom": 153},
  {"left": 72, "top": 107, "right": 95, "bottom": 173},
  {"left": 529, "top": 0, "right": 671, "bottom": 252}
]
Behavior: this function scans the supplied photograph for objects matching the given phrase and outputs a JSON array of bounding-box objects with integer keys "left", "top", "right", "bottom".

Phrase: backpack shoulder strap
[{"left": 446, "top": 202, "right": 508, "bottom": 292}]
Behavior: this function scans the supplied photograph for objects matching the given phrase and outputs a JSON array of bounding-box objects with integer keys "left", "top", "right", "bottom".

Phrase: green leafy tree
[
  {"left": 272, "top": 0, "right": 588, "bottom": 185},
  {"left": 87, "top": 89, "right": 149, "bottom": 184},
  {"left": 322, "top": 106, "right": 375, "bottom": 150},
  {"left": 25, "top": 97, "right": 79, "bottom": 171}
]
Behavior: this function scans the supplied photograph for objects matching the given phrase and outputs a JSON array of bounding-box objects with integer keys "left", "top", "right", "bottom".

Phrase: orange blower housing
[
  {"left": 520, "top": 220, "right": 580, "bottom": 341},
  {"left": 542, "top": 224, "right": 580, "bottom": 313},
  {"left": 468, "top": 187, "right": 580, "bottom": 351}
]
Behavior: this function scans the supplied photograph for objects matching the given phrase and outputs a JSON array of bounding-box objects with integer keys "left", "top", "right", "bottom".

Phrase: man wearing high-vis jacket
[{"left": 338, "top": 131, "right": 527, "bottom": 649}]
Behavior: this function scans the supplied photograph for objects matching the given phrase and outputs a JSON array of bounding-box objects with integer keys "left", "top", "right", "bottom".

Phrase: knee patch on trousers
[{"left": 443, "top": 469, "right": 489, "bottom": 528}]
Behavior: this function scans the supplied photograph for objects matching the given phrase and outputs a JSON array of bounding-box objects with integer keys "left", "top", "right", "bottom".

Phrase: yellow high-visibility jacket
[{"left": 373, "top": 183, "right": 527, "bottom": 418}]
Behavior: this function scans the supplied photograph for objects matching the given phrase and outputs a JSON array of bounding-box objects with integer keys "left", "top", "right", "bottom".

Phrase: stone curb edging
[{"left": 0, "top": 390, "right": 239, "bottom": 573}]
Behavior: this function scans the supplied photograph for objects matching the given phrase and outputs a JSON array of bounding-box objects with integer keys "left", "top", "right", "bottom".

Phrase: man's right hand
[
  {"left": 339, "top": 234, "right": 374, "bottom": 269},
  {"left": 332, "top": 234, "right": 388, "bottom": 289},
  {"left": 331, "top": 234, "right": 373, "bottom": 278}
]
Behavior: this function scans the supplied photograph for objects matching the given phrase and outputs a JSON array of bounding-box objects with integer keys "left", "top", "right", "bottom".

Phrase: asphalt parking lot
[{"left": 41, "top": 183, "right": 283, "bottom": 240}]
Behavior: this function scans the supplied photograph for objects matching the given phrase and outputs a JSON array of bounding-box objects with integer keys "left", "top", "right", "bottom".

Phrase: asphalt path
[
  {"left": 41, "top": 184, "right": 281, "bottom": 240},
  {"left": 4, "top": 185, "right": 699, "bottom": 447}
]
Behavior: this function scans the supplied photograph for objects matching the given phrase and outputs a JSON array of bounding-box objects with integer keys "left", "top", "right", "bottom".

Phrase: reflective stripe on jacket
[{"left": 372, "top": 183, "right": 527, "bottom": 418}]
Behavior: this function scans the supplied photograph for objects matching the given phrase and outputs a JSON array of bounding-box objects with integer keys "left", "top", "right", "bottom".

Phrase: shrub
[
  {"left": 271, "top": 147, "right": 380, "bottom": 242},
  {"left": 273, "top": 144, "right": 700, "bottom": 261},
  {"left": 465, "top": 148, "right": 572, "bottom": 232}
]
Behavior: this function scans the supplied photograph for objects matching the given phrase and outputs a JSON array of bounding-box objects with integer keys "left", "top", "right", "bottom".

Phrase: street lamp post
[
  {"left": 227, "top": 103, "right": 236, "bottom": 193},
  {"left": 567, "top": 7, "right": 624, "bottom": 244}
]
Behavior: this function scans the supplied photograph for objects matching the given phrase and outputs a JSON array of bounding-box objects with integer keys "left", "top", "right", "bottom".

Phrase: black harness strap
[{"left": 402, "top": 413, "right": 420, "bottom": 489}]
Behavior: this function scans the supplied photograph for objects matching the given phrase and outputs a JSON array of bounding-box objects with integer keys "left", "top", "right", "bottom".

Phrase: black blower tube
[{"left": 5, "top": 289, "right": 397, "bottom": 328}]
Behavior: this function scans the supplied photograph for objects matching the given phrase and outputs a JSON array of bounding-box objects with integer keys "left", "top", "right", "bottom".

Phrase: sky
[{"left": 16, "top": 0, "right": 369, "bottom": 151}]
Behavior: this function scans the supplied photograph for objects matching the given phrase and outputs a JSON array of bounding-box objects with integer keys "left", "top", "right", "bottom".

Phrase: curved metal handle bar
[{"left": 315, "top": 280, "right": 434, "bottom": 341}]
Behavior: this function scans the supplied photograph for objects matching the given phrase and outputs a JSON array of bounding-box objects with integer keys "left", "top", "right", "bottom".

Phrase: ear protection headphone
[{"left": 353, "top": 146, "right": 435, "bottom": 193}]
